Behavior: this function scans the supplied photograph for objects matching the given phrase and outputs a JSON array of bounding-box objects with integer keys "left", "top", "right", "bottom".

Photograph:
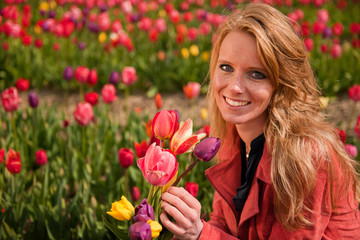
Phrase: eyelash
[{"left": 219, "top": 64, "right": 266, "bottom": 79}]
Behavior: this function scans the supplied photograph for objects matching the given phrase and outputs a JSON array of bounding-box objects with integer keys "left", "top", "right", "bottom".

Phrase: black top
[{"left": 233, "top": 133, "right": 265, "bottom": 214}]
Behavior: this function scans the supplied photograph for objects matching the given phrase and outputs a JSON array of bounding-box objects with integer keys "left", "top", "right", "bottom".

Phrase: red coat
[{"left": 199, "top": 143, "right": 360, "bottom": 240}]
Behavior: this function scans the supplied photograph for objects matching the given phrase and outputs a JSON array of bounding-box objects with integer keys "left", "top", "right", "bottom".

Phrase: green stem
[
  {"left": 82, "top": 126, "right": 86, "bottom": 156},
  {"left": 11, "top": 112, "right": 18, "bottom": 150},
  {"left": 124, "top": 168, "right": 129, "bottom": 199},
  {"left": 172, "top": 158, "right": 200, "bottom": 187},
  {"left": 124, "top": 87, "right": 130, "bottom": 120}
]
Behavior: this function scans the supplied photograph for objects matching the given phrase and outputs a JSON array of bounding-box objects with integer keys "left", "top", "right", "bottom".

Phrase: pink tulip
[
  {"left": 154, "top": 18, "right": 166, "bottom": 32},
  {"left": 121, "top": 66, "right": 138, "bottom": 86},
  {"left": 169, "top": 118, "right": 206, "bottom": 155},
  {"left": 1, "top": 87, "right": 19, "bottom": 112},
  {"left": 317, "top": 9, "right": 329, "bottom": 23},
  {"left": 152, "top": 110, "right": 179, "bottom": 140},
  {"left": 348, "top": 85, "right": 360, "bottom": 101},
  {"left": 98, "top": 12, "right": 111, "bottom": 31},
  {"left": 183, "top": 82, "right": 201, "bottom": 99},
  {"left": 345, "top": 144, "right": 358, "bottom": 158},
  {"left": 330, "top": 44, "right": 342, "bottom": 59},
  {"left": 73, "top": 102, "right": 94, "bottom": 126},
  {"left": 137, "top": 143, "right": 178, "bottom": 186},
  {"left": 101, "top": 84, "right": 117, "bottom": 103}
]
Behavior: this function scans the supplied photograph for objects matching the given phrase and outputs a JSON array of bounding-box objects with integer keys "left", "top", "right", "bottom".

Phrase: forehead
[{"left": 218, "top": 31, "right": 263, "bottom": 67}]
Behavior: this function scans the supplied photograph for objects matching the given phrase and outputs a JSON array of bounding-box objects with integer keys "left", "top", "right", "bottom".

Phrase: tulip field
[{"left": 1, "top": 0, "right": 360, "bottom": 239}]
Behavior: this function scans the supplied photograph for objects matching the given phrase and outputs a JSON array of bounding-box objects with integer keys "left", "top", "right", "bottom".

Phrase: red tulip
[
  {"left": 169, "top": 9, "right": 180, "bottom": 24},
  {"left": 121, "top": 67, "right": 138, "bottom": 86},
  {"left": 73, "top": 102, "right": 94, "bottom": 126},
  {"left": 304, "top": 38, "right": 314, "bottom": 51},
  {"left": 183, "top": 82, "right": 201, "bottom": 99},
  {"left": 87, "top": 69, "right": 98, "bottom": 86},
  {"left": 75, "top": 66, "right": 90, "bottom": 83},
  {"left": 154, "top": 93, "right": 162, "bottom": 109},
  {"left": 34, "top": 38, "right": 43, "bottom": 48},
  {"left": 53, "top": 42, "right": 60, "bottom": 51},
  {"left": 187, "top": 28, "right": 198, "bottom": 41},
  {"left": 348, "top": 85, "right": 360, "bottom": 101},
  {"left": 101, "top": 84, "right": 117, "bottom": 103},
  {"left": 137, "top": 143, "right": 178, "bottom": 186},
  {"left": 21, "top": 35, "right": 32, "bottom": 46},
  {"left": 15, "top": 78, "right": 30, "bottom": 92},
  {"left": 320, "top": 44, "right": 328, "bottom": 53},
  {"left": 196, "top": 124, "right": 210, "bottom": 137},
  {"left": 332, "top": 23, "right": 344, "bottom": 36},
  {"left": 2, "top": 43, "right": 9, "bottom": 51},
  {"left": 5, "top": 149, "right": 21, "bottom": 174},
  {"left": 312, "top": 21, "right": 326, "bottom": 35},
  {"left": 131, "top": 186, "right": 141, "bottom": 202},
  {"left": 336, "top": 128, "right": 346, "bottom": 143},
  {"left": 185, "top": 182, "right": 199, "bottom": 197},
  {"left": 169, "top": 118, "right": 206, "bottom": 155},
  {"left": 350, "top": 23, "right": 360, "bottom": 35},
  {"left": 1, "top": 87, "right": 19, "bottom": 112},
  {"left": 152, "top": 110, "right": 179, "bottom": 140},
  {"left": 84, "top": 92, "right": 99, "bottom": 106},
  {"left": 118, "top": 148, "right": 134, "bottom": 168},
  {"left": 35, "top": 149, "right": 48, "bottom": 165},
  {"left": 134, "top": 140, "right": 149, "bottom": 158}
]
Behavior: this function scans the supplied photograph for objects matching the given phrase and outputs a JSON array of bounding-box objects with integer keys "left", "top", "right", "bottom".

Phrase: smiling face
[{"left": 212, "top": 30, "right": 274, "bottom": 135}]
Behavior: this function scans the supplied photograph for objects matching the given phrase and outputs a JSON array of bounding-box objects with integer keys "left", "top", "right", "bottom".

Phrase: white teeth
[{"left": 225, "top": 97, "right": 249, "bottom": 107}]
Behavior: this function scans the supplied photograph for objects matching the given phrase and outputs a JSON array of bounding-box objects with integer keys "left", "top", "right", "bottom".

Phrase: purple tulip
[
  {"left": 78, "top": 42, "right": 86, "bottom": 50},
  {"left": 63, "top": 66, "right": 74, "bottom": 81},
  {"left": 82, "top": 7, "right": 89, "bottom": 16},
  {"left": 48, "top": 10, "right": 56, "bottom": 18},
  {"left": 28, "top": 92, "right": 39, "bottom": 108},
  {"left": 109, "top": 71, "right": 120, "bottom": 85},
  {"left": 193, "top": 137, "right": 221, "bottom": 162},
  {"left": 129, "top": 222, "right": 152, "bottom": 240},
  {"left": 133, "top": 199, "right": 155, "bottom": 223},
  {"left": 99, "top": 4, "right": 107, "bottom": 12},
  {"left": 322, "top": 27, "right": 332, "bottom": 39}
]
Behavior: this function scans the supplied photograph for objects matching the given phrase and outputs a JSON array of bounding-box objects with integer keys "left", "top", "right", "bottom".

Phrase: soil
[{"left": 18, "top": 89, "right": 359, "bottom": 137}]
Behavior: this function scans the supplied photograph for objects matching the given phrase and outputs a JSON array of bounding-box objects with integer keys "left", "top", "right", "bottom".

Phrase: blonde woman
[{"left": 160, "top": 3, "right": 360, "bottom": 239}]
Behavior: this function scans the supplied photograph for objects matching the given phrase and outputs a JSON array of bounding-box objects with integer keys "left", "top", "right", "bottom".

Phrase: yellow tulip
[
  {"left": 161, "top": 171, "right": 178, "bottom": 193},
  {"left": 189, "top": 45, "right": 199, "bottom": 56},
  {"left": 319, "top": 96, "right": 329, "bottom": 109},
  {"left": 201, "top": 108, "right": 208, "bottom": 120},
  {"left": 181, "top": 48, "right": 190, "bottom": 59},
  {"left": 106, "top": 196, "right": 135, "bottom": 221},
  {"left": 201, "top": 51, "right": 210, "bottom": 62},
  {"left": 98, "top": 32, "right": 107, "bottom": 43},
  {"left": 50, "top": 0, "right": 57, "bottom": 9},
  {"left": 158, "top": 10, "right": 166, "bottom": 18},
  {"left": 39, "top": 2, "right": 50, "bottom": 12},
  {"left": 147, "top": 220, "right": 162, "bottom": 238},
  {"left": 34, "top": 25, "right": 42, "bottom": 35}
]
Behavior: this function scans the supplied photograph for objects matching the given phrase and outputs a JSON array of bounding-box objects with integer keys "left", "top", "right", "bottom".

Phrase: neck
[{"left": 236, "top": 125, "right": 263, "bottom": 155}]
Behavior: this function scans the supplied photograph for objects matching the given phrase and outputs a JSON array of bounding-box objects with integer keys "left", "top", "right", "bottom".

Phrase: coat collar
[{"left": 205, "top": 142, "right": 272, "bottom": 226}]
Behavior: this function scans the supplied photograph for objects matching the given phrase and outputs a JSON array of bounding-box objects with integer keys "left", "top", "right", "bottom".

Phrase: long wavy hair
[{"left": 207, "top": 3, "right": 360, "bottom": 230}]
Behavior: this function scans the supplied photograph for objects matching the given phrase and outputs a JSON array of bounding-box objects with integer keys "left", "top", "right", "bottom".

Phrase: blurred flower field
[{"left": 0, "top": 0, "right": 360, "bottom": 239}]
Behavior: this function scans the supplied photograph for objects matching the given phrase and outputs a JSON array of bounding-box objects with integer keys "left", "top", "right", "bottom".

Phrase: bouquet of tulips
[{"left": 102, "top": 109, "right": 221, "bottom": 240}]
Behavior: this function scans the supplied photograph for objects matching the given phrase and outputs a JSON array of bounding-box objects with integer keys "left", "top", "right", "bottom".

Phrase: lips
[{"left": 224, "top": 97, "right": 250, "bottom": 107}]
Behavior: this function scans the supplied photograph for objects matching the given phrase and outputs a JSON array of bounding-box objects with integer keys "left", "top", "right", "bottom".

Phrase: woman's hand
[{"left": 160, "top": 186, "right": 203, "bottom": 240}]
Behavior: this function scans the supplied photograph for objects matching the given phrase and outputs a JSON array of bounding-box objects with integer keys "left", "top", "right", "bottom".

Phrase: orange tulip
[
  {"left": 183, "top": 82, "right": 201, "bottom": 99},
  {"left": 169, "top": 118, "right": 206, "bottom": 155},
  {"left": 154, "top": 93, "right": 162, "bottom": 109}
]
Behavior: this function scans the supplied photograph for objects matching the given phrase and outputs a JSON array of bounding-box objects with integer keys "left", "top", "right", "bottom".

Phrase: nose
[{"left": 229, "top": 73, "right": 245, "bottom": 94}]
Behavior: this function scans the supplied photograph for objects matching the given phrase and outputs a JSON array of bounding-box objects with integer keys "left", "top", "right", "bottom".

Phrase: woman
[{"left": 160, "top": 3, "right": 360, "bottom": 239}]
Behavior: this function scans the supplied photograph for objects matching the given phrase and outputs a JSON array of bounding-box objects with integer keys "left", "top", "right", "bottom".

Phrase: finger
[
  {"left": 167, "top": 187, "right": 201, "bottom": 210},
  {"left": 161, "top": 200, "right": 191, "bottom": 228},
  {"left": 160, "top": 211, "right": 186, "bottom": 236},
  {"left": 162, "top": 191, "right": 195, "bottom": 218}
]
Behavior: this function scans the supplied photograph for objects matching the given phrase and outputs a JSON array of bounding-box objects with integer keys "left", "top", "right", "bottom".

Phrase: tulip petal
[{"left": 173, "top": 133, "right": 206, "bottom": 155}]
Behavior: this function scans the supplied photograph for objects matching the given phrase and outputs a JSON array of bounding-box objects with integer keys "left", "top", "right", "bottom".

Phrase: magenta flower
[
  {"left": 129, "top": 222, "right": 152, "bottom": 240},
  {"left": 193, "top": 137, "right": 221, "bottom": 162},
  {"left": 345, "top": 144, "right": 358, "bottom": 158},
  {"left": 121, "top": 66, "right": 138, "bottom": 86},
  {"left": 101, "top": 84, "right": 117, "bottom": 103},
  {"left": 1, "top": 87, "right": 19, "bottom": 112},
  {"left": 137, "top": 143, "right": 178, "bottom": 186}
]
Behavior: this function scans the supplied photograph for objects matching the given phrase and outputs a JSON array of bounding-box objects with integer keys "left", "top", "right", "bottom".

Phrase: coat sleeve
[
  {"left": 199, "top": 192, "right": 239, "bottom": 240},
  {"left": 270, "top": 157, "right": 360, "bottom": 239}
]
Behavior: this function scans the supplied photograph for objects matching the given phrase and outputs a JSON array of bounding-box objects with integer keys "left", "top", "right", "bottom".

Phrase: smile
[{"left": 224, "top": 97, "right": 250, "bottom": 107}]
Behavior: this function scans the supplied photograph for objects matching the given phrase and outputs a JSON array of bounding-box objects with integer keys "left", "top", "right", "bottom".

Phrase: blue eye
[
  {"left": 250, "top": 71, "right": 266, "bottom": 79},
  {"left": 220, "top": 64, "right": 234, "bottom": 72}
]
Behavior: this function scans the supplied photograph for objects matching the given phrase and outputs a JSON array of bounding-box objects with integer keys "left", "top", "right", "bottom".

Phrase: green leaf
[
  {"left": 2, "top": 220, "right": 17, "bottom": 239},
  {"left": 102, "top": 214, "right": 130, "bottom": 240}
]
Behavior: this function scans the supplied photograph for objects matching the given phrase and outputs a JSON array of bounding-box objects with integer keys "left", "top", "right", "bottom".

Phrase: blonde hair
[{"left": 207, "top": 3, "right": 360, "bottom": 230}]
